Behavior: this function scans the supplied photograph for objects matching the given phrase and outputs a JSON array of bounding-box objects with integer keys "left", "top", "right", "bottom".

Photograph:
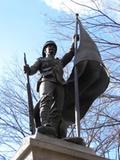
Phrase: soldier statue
[
  {"left": 24, "top": 39, "right": 75, "bottom": 138},
  {"left": 24, "top": 27, "right": 109, "bottom": 139}
]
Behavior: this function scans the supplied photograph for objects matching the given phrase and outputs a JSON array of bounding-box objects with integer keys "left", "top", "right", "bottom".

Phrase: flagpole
[{"left": 74, "top": 13, "right": 80, "bottom": 137}]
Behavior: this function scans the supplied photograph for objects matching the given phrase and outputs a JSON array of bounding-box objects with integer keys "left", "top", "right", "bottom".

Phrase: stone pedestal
[{"left": 12, "top": 133, "right": 106, "bottom": 160}]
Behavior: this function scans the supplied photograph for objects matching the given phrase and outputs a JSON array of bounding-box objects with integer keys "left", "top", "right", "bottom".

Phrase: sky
[
  {"left": 0, "top": 0, "right": 65, "bottom": 76},
  {"left": 0, "top": 0, "right": 118, "bottom": 77},
  {"left": 0, "top": 0, "right": 76, "bottom": 77},
  {"left": 0, "top": 1, "right": 49, "bottom": 75}
]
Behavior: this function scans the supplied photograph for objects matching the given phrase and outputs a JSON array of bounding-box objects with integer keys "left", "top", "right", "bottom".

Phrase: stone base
[{"left": 12, "top": 133, "right": 106, "bottom": 160}]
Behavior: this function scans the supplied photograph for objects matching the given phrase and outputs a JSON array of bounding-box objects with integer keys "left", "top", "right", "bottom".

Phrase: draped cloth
[
  {"left": 34, "top": 19, "right": 110, "bottom": 126},
  {"left": 62, "top": 19, "right": 110, "bottom": 123}
]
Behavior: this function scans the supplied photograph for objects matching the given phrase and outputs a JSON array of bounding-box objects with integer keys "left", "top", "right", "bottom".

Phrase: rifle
[{"left": 24, "top": 53, "right": 35, "bottom": 134}]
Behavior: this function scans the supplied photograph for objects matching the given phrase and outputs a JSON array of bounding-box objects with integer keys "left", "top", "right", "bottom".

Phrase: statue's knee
[{"left": 40, "top": 95, "right": 53, "bottom": 107}]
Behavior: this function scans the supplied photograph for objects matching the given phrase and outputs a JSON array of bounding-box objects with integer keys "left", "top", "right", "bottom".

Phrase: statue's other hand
[
  {"left": 24, "top": 64, "right": 31, "bottom": 74},
  {"left": 73, "top": 34, "right": 79, "bottom": 42}
]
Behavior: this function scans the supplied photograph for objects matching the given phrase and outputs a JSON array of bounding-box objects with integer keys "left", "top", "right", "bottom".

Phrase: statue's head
[{"left": 42, "top": 40, "right": 57, "bottom": 57}]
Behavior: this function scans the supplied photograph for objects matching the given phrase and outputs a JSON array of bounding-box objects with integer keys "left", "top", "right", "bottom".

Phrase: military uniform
[
  {"left": 27, "top": 30, "right": 109, "bottom": 138},
  {"left": 29, "top": 44, "right": 74, "bottom": 136}
]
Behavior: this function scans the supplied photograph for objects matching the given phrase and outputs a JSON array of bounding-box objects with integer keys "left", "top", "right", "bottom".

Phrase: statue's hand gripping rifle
[{"left": 24, "top": 53, "right": 35, "bottom": 134}]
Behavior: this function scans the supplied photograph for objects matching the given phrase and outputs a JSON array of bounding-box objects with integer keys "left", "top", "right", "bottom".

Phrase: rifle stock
[{"left": 24, "top": 53, "right": 35, "bottom": 134}]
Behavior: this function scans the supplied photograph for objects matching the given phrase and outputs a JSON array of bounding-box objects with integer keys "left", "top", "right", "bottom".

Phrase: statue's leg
[
  {"left": 39, "top": 81, "right": 55, "bottom": 126},
  {"left": 48, "top": 84, "right": 67, "bottom": 138},
  {"left": 38, "top": 82, "right": 68, "bottom": 138},
  {"left": 38, "top": 81, "right": 58, "bottom": 137}
]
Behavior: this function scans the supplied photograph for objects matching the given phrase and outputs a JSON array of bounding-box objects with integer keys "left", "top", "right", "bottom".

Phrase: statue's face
[{"left": 45, "top": 44, "right": 56, "bottom": 57}]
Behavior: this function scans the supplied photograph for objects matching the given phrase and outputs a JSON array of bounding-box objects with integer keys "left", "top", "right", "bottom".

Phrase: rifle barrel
[{"left": 24, "top": 53, "right": 35, "bottom": 134}]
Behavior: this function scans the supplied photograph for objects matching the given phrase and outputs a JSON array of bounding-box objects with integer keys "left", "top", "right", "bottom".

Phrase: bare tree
[{"left": 0, "top": 62, "right": 38, "bottom": 159}]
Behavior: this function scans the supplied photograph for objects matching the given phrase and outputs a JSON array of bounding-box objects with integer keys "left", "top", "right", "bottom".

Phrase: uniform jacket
[{"left": 29, "top": 45, "right": 74, "bottom": 91}]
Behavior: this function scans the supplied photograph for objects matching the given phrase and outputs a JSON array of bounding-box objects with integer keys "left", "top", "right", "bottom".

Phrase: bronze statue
[
  {"left": 24, "top": 22, "right": 110, "bottom": 139},
  {"left": 24, "top": 39, "right": 75, "bottom": 138}
]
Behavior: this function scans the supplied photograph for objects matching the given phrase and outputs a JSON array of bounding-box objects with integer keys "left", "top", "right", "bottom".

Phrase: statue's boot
[
  {"left": 37, "top": 125, "right": 57, "bottom": 137},
  {"left": 38, "top": 102, "right": 60, "bottom": 137},
  {"left": 38, "top": 110, "right": 65, "bottom": 138},
  {"left": 38, "top": 119, "right": 68, "bottom": 138},
  {"left": 57, "top": 119, "right": 68, "bottom": 138}
]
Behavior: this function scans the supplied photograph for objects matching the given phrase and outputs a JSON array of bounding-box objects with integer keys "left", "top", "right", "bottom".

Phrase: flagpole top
[{"left": 76, "top": 13, "right": 79, "bottom": 17}]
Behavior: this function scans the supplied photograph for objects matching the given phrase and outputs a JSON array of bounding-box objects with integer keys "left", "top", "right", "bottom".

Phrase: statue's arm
[
  {"left": 24, "top": 58, "right": 41, "bottom": 75},
  {"left": 61, "top": 43, "right": 74, "bottom": 67}
]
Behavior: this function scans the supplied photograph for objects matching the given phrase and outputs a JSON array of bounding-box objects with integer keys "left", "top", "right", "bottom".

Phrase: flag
[
  {"left": 33, "top": 19, "right": 110, "bottom": 126},
  {"left": 62, "top": 19, "right": 110, "bottom": 123},
  {"left": 76, "top": 19, "right": 103, "bottom": 65}
]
